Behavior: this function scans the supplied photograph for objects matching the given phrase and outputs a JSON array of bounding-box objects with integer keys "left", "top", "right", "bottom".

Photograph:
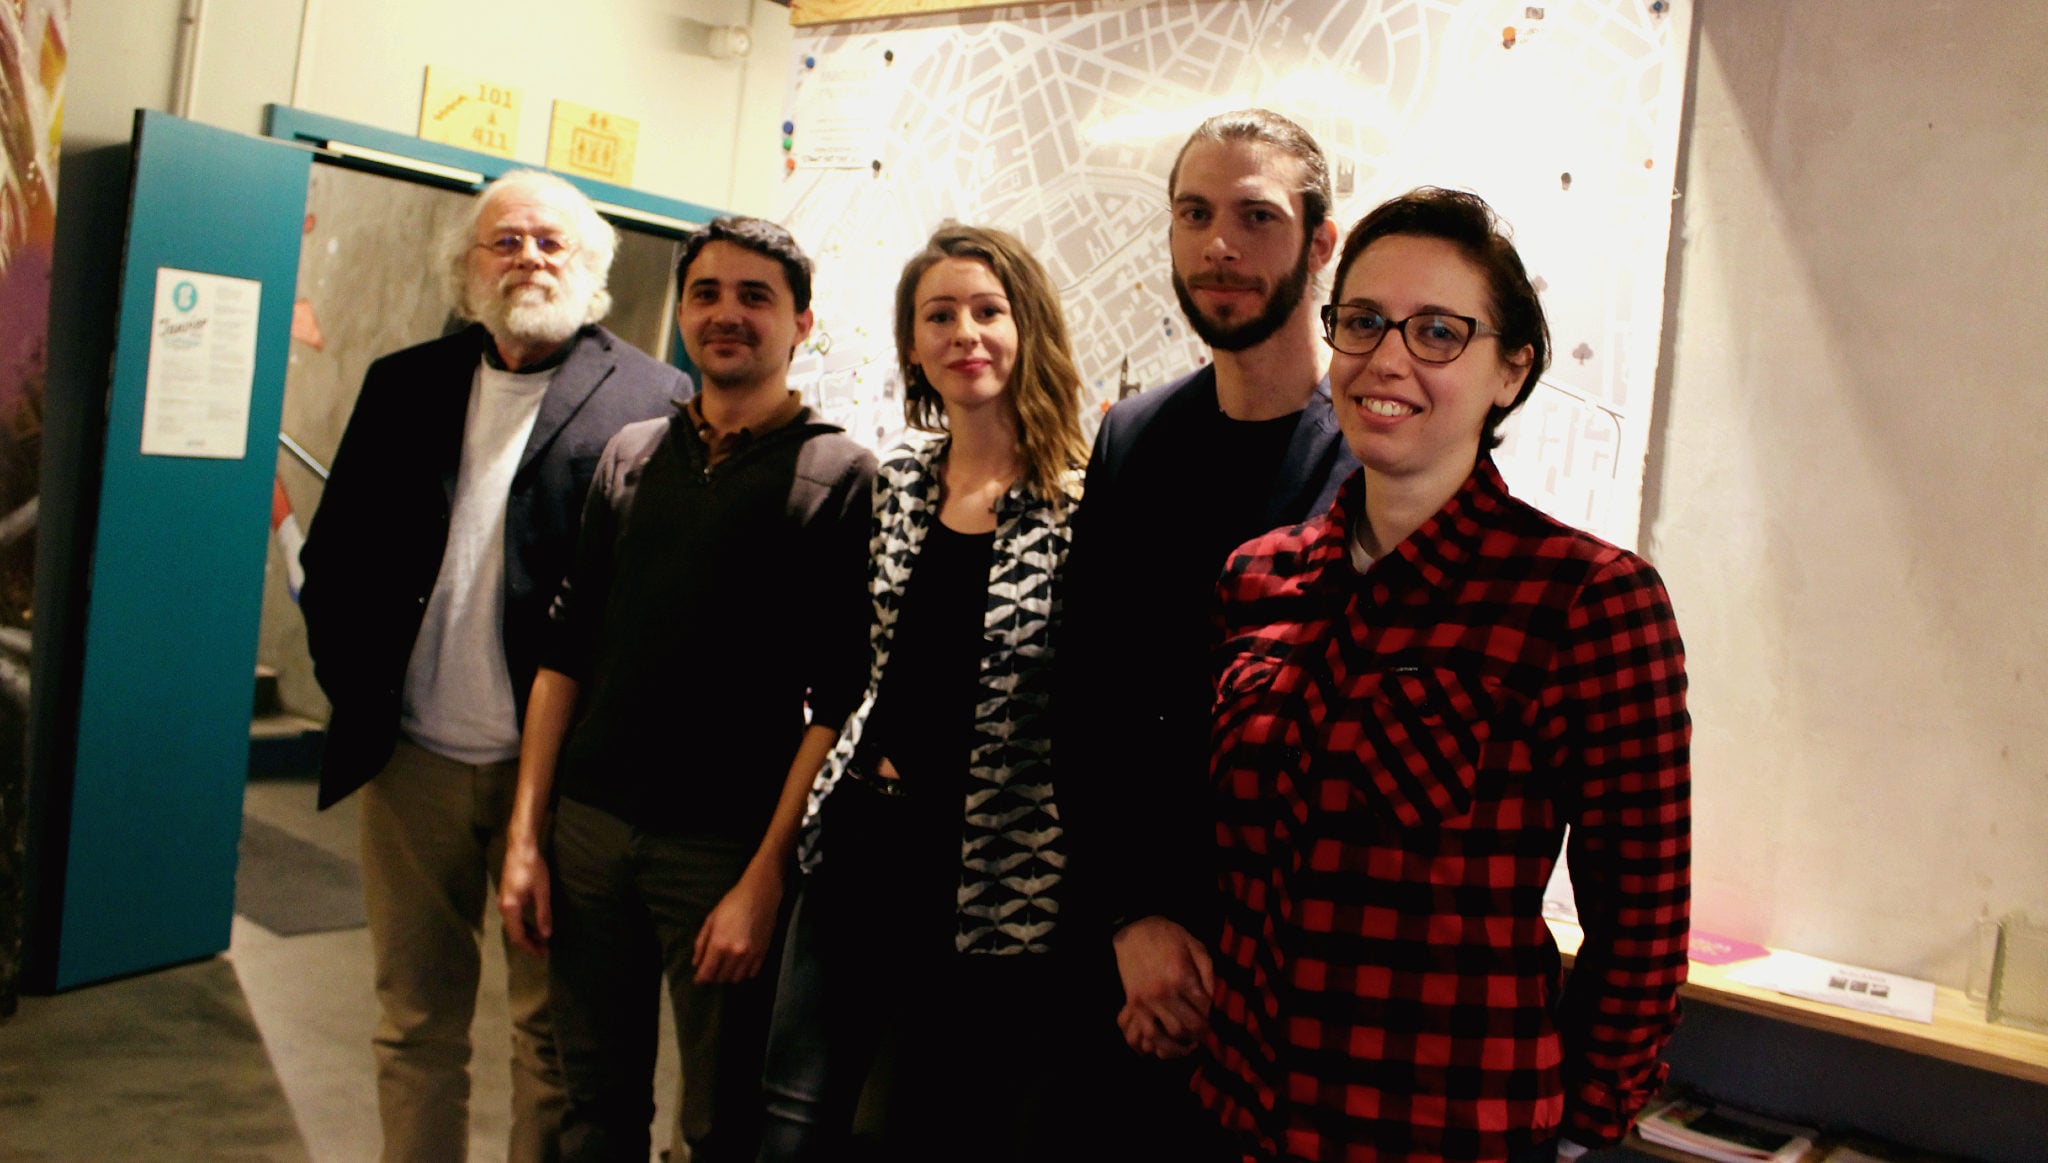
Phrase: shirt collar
[
  {"left": 684, "top": 389, "right": 806, "bottom": 466},
  {"left": 1319, "top": 456, "right": 1513, "bottom": 595}
]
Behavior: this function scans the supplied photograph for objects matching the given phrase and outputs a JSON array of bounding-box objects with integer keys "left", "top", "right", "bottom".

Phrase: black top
[
  {"left": 1189, "top": 406, "right": 1305, "bottom": 626},
  {"left": 1058, "top": 365, "right": 1359, "bottom": 931},
  {"left": 541, "top": 407, "right": 878, "bottom": 838},
  {"left": 1084, "top": 388, "right": 1308, "bottom": 776},
  {"left": 859, "top": 520, "right": 995, "bottom": 796}
]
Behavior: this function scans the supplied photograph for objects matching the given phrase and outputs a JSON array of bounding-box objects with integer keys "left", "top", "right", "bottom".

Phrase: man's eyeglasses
[
  {"left": 476, "top": 232, "right": 574, "bottom": 261},
  {"left": 1319, "top": 304, "right": 1499, "bottom": 364}
]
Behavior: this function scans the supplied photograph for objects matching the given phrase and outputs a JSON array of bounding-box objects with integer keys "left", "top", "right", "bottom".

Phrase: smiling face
[
  {"left": 676, "top": 240, "right": 813, "bottom": 392},
  {"left": 466, "top": 184, "right": 596, "bottom": 349},
  {"left": 907, "top": 255, "right": 1019, "bottom": 423},
  {"left": 1168, "top": 139, "right": 1331, "bottom": 352},
  {"left": 1329, "top": 233, "right": 1531, "bottom": 491}
]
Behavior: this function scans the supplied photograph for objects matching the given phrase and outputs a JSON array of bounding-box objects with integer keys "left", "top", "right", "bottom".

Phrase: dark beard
[{"left": 1171, "top": 236, "right": 1312, "bottom": 353}]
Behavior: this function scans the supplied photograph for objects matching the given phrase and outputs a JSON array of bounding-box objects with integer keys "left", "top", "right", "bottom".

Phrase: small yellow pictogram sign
[
  {"left": 419, "top": 65, "right": 522, "bottom": 158},
  {"left": 547, "top": 100, "right": 639, "bottom": 186}
]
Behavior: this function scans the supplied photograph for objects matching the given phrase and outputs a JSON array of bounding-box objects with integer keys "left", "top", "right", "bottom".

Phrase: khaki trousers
[{"left": 360, "top": 739, "right": 566, "bottom": 1163}]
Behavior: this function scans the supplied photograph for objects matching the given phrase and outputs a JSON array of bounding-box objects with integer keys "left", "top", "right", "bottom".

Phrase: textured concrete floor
[
  {"left": 0, "top": 777, "right": 680, "bottom": 1162},
  {"left": 0, "top": 949, "right": 311, "bottom": 1162}
]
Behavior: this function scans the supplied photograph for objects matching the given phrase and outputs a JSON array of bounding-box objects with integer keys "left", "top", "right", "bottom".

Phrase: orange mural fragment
[{"left": 292, "top": 298, "right": 326, "bottom": 352}]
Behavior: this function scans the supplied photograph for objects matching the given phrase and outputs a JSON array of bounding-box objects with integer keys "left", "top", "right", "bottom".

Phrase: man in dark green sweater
[{"left": 498, "top": 217, "right": 876, "bottom": 1163}]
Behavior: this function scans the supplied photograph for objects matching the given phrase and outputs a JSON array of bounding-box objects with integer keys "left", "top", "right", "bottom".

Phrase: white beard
[{"left": 474, "top": 266, "right": 598, "bottom": 349}]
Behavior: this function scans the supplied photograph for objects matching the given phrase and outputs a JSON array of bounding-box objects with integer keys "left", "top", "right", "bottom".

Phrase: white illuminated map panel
[{"left": 778, "top": 0, "right": 1694, "bottom": 548}]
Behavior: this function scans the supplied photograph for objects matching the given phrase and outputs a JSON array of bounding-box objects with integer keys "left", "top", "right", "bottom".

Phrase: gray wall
[{"left": 1648, "top": 1, "right": 2048, "bottom": 982}]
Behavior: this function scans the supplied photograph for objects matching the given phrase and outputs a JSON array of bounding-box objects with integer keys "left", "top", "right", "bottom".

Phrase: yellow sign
[
  {"left": 419, "top": 65, "right": 521, "bottom": 158},
  {"left": 547, "top": 100, "right": 639, "bottom": 186}
]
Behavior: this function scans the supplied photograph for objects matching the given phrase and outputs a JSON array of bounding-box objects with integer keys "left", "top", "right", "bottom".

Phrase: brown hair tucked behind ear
[
  {"left": 894, "top": 224, "right": 1088, "bottom": 504},
  {"left": 1334, "top": 187, "right": 1550, "bottom": 451}
]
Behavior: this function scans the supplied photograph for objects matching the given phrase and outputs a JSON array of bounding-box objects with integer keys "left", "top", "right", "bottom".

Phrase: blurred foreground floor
[{"left": 0, "top": 777, "right": 679, "bottom": 1162}]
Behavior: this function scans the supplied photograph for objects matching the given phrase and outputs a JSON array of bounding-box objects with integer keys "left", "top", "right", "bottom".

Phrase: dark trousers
[
  {"left": 1506, "top": 1135, "right": 1563, "bottom": 1163},
  {"left": 758, "top": 879, "right": 906, "bottom": 1162},
  {"left": 1056, "top": 934, "right": 1238, "bottom": 1163},
  {"left": 759, "top": 780, "right": 1085, "bottom": 1162},
  {"left": 549, "top": 798, "right": 779, "bottom": 1163}
]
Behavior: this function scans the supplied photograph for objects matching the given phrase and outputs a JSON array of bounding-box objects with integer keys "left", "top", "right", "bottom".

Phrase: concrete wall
[{"left": 1647, "top": 1, "right": 2048, "bottom": 984}]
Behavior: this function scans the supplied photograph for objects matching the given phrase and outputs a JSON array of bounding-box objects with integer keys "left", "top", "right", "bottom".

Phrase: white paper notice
[
  {"left": 1726, "top": 949, "right": 1938, "bottom": 1024},
  {"left": 793, "top": 57, "right": 888, "bottom": 170},
  {"left": 140, "top": 268, "right": 262, "bottom": 459}
]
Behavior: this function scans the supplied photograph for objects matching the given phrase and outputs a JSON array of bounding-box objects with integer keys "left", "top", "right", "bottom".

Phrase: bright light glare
[{"left": 1079, "top": 68, "right": 1393, "bottom": 147}]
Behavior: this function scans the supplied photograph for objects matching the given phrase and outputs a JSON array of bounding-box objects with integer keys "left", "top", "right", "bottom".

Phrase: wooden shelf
[{"left": 1549, "top": 920, "right": 2048, "bottom": 1087}]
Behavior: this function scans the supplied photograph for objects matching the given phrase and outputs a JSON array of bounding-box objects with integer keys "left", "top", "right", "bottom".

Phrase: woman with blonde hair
[{"left": 759, "top": 223, "right": 1090, "bottom": 1162}]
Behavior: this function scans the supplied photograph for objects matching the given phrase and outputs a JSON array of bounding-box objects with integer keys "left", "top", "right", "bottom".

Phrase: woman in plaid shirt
[{"left": 1195, "top": 188, "right": 1691, "bottom": 1163}]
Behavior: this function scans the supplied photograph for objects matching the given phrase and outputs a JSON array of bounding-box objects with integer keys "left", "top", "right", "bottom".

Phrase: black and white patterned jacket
[{"left": 801, "top": 432, "right": 1082, "bottom": 955}]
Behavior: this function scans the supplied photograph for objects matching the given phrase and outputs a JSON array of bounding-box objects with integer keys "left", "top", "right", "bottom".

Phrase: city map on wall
[{"left": 777, "top": 0, "right": 1694, "bottom": 549}]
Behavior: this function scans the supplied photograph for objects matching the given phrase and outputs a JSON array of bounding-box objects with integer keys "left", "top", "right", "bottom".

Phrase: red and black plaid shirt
[{"left": 1193, "top": 460, "right": 1690, "bottom": 1162}]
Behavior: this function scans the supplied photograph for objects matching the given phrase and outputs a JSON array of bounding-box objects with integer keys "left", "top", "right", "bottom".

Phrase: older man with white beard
[{"left": 299, "top": 168, "right": 685, "bottom": 1163}]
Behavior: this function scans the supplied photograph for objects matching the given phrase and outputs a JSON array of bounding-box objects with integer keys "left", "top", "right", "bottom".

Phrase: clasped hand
[{"left": 1113, "top": 915, "right": 1214, "bottom": 1059}]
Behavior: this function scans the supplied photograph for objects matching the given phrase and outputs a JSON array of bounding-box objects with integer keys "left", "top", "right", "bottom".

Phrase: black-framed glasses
[
  {"left": 1319, "top": 304, "right": 1499, "bottom": 364},
  {"left": 475, "top": 232, "right": 574, "bottom": 261}
]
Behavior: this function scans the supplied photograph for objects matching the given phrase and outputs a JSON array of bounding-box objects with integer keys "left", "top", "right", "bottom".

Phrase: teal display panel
[{"left": 51, "top": 113, "right": 311, "bottom": 987}]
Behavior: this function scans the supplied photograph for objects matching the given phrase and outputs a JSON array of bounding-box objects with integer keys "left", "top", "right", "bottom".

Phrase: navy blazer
[
  {"left": 299, "top": 323, "right": 686, "bottom": 808},
  {"left": 1058, "top": 363, "right": 1360, "bottom": 931},
  {"left": 1083, "top": 363, "right": 1353, "bottom": 533}
]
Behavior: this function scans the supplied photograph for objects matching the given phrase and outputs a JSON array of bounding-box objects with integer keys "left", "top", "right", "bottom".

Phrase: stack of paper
[
  {"left": 1725, "top": 950, "right": 1937, "bottom": 1024},
  {"left": 1636, "top": 1094, "right": 1816, "bottom": 1163}
]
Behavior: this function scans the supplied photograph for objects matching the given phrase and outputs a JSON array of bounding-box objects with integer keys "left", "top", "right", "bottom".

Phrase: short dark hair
[
  {"left": 1333, "top": 187, "right": 1551, "bottom": 451},
  {"left": 677, "top": 216, "right": 814, "bottom": 312},
  {"left": 1168, "top": 108, "right": 1333, "bottom": 237}
]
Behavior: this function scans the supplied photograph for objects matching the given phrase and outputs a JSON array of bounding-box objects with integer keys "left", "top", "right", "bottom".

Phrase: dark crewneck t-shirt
[
  {"left": 1196, "top": 407, "right": 1304, "bottom": 578},
  {"left": 1127, "top": 399, "right": 1304, "bottom": 732},
  {"left": 858, "top": 520, "right": 995, "bottom": 796}
]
